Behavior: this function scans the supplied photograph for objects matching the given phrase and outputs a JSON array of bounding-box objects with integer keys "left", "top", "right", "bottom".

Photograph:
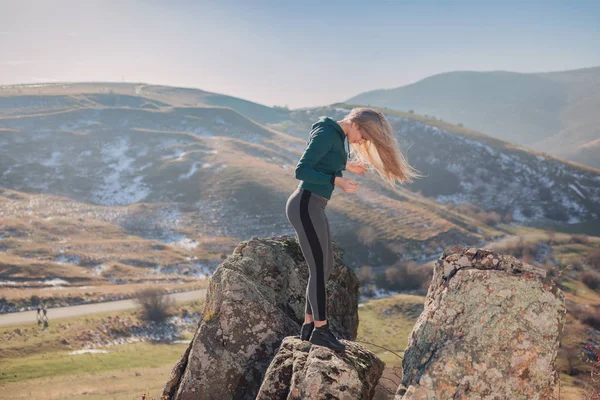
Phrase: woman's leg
[
  {"left": 287, "top": 189, "right": 315, "bottom": 324},
  {"left": 324, "top": 209, "right": 334, "bottom": 282},
  {"left": 286, "top": 188, "right": 330, "bottom": 326},
  {"left": 303, "top": 210, "right": 332, "bottom": 324},
  {"left": 305, "top": 286, "right": 314, "bottom": 323}
]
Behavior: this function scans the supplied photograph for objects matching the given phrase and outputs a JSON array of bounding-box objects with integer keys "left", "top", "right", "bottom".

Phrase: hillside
[
  {"left": 346, "top": 66, "right": 600, "bottom": 169},
  {"left": 0, "top": 83, "right": 599, "bottom": 300},
  {"left": 272, "top": 105, "right": 600, "bottom": 225}
]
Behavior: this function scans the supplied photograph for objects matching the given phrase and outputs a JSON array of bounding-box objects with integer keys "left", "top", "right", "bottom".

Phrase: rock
[
  {"left": 256, "top": 336, "right": 384, "bottom": 400},
  {"left": 457, "top": 255, "right": 472, "bottom": 267},
  {"left": 396, "top": 245, "right": 566, "bottom": 400},
  {"left": 163, "top": 235, "right": 360, "bottom": 400}
]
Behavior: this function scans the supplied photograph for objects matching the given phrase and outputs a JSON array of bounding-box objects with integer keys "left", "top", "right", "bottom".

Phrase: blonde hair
[{"left": 341, "top": 107, "right": 423, "bottom": 187}]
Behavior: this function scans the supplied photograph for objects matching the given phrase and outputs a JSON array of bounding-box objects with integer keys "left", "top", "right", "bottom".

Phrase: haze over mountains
[
  {"left": 346, "top": 66, "right": 600, "bottom": 170},
  {"left": 1, "top": 82, "right": 599, "bottom": 285}
]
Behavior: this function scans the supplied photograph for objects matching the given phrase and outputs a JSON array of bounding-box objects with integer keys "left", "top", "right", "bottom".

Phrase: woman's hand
[
  {"left": 346, "top": 161, "right": 368, "bottom": 175},
  {"left": 336, "top": 177, "right": 360, "bottom": 193}
]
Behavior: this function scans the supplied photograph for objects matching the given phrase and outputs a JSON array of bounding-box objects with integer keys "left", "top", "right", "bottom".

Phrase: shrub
[
  {"left": 542, "top": 262, "right": 559, "bottom": 281},
  {"left": 500, "top": 237, "right": 539, "bottom": 260},
  {"left": 582, "top": 271, "right": 600, "bottom": 291},
  {"left": 356, "top": 265, "right": 375, "bottom": 285},
  {"left": 561, "top": 346, "right": 584, "bottom": 376},
  {"left": 575, "top": 306, "right": 600, "bottom": 330},
  {"left": 357, "top": 226, "right": 377, "bottom": 245},
  {"left": 481, "top": 211, "right": 502, "bottom": 226},
  {"left": 577, "top": 344, "right": 600, "bottom": 398},
  {"left": 583, "top": 310, "right": 600, "bottom": 330},
  {"left": 570, "top": 234, "right": 589, "bottom": 244},
  {"left": 375, "top": 261, "right": 432, "bottom": 293},
  {"left": 587, "top": 249, "right": 600, "bottom": 271},
  {"left": 454, "top": 203, "right": 503, "bottom": 226},
  {"left": 360, "top": 283, "right": 378, "bottom": 298},
  {"left": 547, "top": 230, "right": 558, "bottom": 244},
  {"left": 30, "top": 295, "right": 41, "bottom": 306},
  {"left": 134, "top": 287, "right": 175, "bottom": 323},
  {"left": 571, "top": 259, "right": 585, "bottom": 272}
]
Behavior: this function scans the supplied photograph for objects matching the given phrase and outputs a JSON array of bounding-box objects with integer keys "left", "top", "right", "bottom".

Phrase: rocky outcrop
[
  {"left": 396, "top": 245, "right": 567, "bottom": 400},
  {"left": 256, "top": 336, "right": 385, "bottom": 400},
  {"left": 163, "top": 235, "right": 360, "bottom": 400}
]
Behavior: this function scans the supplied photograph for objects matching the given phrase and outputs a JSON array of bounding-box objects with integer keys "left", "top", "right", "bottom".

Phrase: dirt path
[{"left": 0, "top": 289, "right": 207, "bottom": 328}]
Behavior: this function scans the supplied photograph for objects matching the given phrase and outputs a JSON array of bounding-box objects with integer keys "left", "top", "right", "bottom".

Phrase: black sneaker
[
  {"left": 309, "top": 323, "right": 346, "bottom": 352},
  {"left": 300, "top": 321, "right": 314, "bottom": 341}
]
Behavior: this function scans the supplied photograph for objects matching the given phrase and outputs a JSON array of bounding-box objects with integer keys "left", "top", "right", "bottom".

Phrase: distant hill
[
  {"left": 346, "top": 66, "right": 600, "bottom": 169},
  {"left": 0, "top": 82, "right": 291, "bottom": 124}
]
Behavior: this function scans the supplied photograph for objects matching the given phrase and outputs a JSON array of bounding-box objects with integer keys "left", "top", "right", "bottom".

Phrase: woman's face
[{"left": 349, "top": 122, "right": 371, "bottom": 145}]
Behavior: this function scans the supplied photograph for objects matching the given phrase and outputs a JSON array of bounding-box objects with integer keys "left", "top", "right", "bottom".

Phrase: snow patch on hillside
[
  {"left": 179, "top": 163, "right": 199, "bottom": 180},
  {"left": 395, "top": 117, "right": 600, "bottom": 224},
  {"left": 40, "top": 151, "right": 63, "bottom": 167},
  {"left": 91, "top": 136, "right": 151, "bottom": 205}
]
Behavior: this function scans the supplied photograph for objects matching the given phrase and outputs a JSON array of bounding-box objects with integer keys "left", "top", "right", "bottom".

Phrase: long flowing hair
[{"left": 340, "top": 107, "right": 423, "bottom": 187}]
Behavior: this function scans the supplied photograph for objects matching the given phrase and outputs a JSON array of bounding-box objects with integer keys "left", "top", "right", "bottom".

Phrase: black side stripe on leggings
[{"left": 299, "top": 190, "right": 326, "bottom": 319}]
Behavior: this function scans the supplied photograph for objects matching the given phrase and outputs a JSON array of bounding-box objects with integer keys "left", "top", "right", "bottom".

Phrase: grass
[
  {"left": 0, "top": 295, "right": 197, "bottom": 398},
  {"left": 0, "top": 341, "right": 189, "bottom": 384},
  {"left": 561, "top": 278, "right": 600, "bottom": 306},
  {"left": 356, "top": 293, "right": 423, "bottom": 367},
  {"left": 0, "top": 190, "right": 224, "bottom": 285},
  {"left": 0, "top": 298, "right": 203, "bottom": 366},
  {"left": 0, "top": 289, "right": 593, "bottom": 399},
  {"left": 0, "top": 357, "right": 179, "bottom": 400}
]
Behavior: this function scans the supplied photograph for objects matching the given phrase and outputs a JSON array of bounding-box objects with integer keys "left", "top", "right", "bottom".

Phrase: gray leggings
[{"left": 285, "top": 187, "right": 333, "bottom": 321}]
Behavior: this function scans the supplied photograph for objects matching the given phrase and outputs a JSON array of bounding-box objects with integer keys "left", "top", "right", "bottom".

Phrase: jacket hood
[
  {"left": 312, "top": 116, "right": 346, "bottom": 140},
  {"left": 312, "top": 116, "right": 349, "bottom": 159}
]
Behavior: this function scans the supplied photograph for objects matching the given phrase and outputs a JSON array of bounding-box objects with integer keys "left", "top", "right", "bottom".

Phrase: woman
[{"left": 285, "top": 107, "right": 421, "bottom": 352}]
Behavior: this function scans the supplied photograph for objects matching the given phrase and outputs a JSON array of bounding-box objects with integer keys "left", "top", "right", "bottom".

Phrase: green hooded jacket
[{"left": 295, "top": 116, "right": 349, "bottom": 200}]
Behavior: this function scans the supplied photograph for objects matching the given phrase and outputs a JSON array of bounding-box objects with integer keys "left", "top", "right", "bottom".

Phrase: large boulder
[
  {"left": 256, "top": 336, "right": 385, "bottom": 400},
  {"left": 163, "top": 234, "right": 360, "bottom": 400},
  {"left": 397, "top": 245, "right": 567, "bottom": 399}
]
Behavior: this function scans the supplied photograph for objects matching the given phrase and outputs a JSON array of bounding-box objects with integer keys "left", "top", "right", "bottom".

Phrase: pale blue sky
[{"left": 1, "top": 0, "right": 599, "bottom": 108}]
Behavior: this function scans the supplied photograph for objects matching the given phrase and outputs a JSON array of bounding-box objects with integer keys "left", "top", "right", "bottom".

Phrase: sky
[{"left": 1, "top": 0, "right": 599, "bottom": 108}]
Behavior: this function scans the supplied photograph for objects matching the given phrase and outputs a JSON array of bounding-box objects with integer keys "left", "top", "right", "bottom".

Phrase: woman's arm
[{"left": 294, "top": 128, "right": 335, "bottom": 185}]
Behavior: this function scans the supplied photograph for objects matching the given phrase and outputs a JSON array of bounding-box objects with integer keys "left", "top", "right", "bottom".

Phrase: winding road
[{"left": 0, "top": 289, "right": 207, "bottom": 328}]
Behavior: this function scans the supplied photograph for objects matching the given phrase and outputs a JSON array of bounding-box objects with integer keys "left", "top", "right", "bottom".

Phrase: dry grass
[
  {"left": 0, "top": 281, "right": 207, "bottom": 302},
  {"left": 0, "top": 364, "right": 175, "bottom": 400},
  {"left": 0, "top": 189, "right": 225, "bottom": 282}
]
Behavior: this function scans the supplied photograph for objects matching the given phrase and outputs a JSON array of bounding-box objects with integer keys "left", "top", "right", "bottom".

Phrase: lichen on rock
[
  {"left": 396, "top": 245, "right": 567, "bottom": 400},
  {"left": 162, "top": 234, "right": 360, "bottom": 400},
  {"left": 256, "top": 336, "right": 385, "bottom": 400}
]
